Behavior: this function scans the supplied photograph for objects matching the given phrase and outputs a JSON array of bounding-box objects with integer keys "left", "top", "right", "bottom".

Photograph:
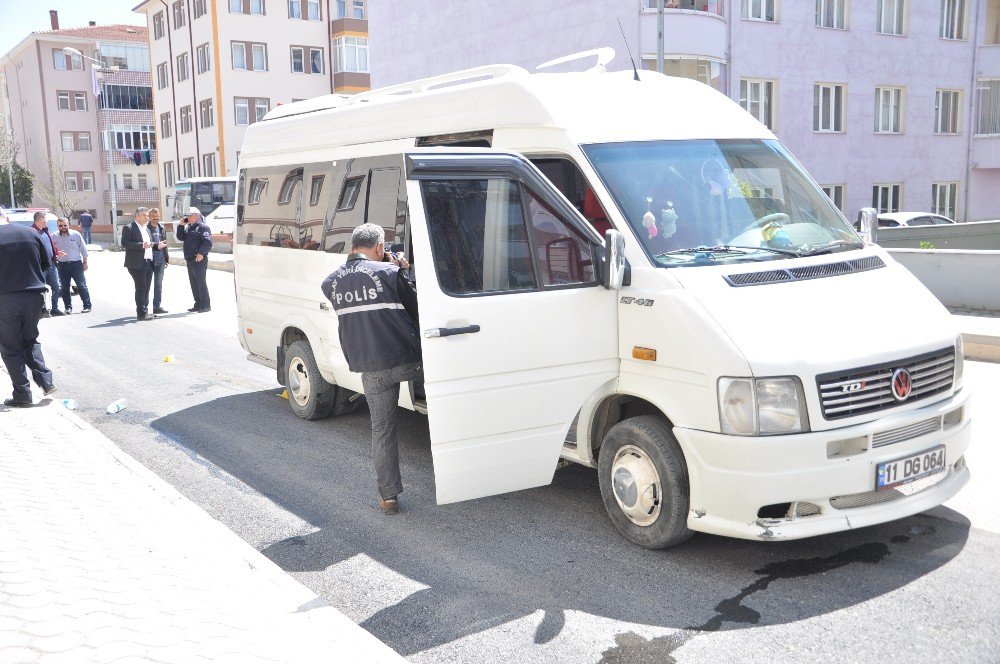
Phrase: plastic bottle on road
[
  {"left": 61, "top": 399, "right": 78, "bottom": 410},
  {"left": 106, "top": 399, "right": 127, "bottom": 414}
]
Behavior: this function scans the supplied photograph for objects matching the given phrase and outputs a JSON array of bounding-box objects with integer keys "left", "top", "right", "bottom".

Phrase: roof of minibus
[{"left": 241, "top": 68, "right": 775, "bottom": 163}]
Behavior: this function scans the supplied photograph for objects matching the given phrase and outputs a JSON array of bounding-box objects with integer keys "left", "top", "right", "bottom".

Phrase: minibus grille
[
  {"left": 816, "top": 347, "right": 955, "bottom": 420},
  {"left": 724, "top": 256, "right": 885, "bottom": 287}
]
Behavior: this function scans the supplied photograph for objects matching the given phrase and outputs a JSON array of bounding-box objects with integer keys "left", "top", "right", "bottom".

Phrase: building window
[
  {"left": 202, "top": 153, "right": 217, "bottom": 177},
  {"left": 816, "top": 0, "right": 846, "bottom": 29},
  {"left": 57, "top": 91, "right": 71, "bottom": 110},
  {"left": 138, "top": 174, "right": 148, "bottom": 189},
  {"left": 932, "top": 182, "right": 958, "bottom": 219},
  {"left": 182, "top": 157, "right": 195, "bottom": 179},
  {"left": 53, "top": 49, "right": 83, "bottom": 70},
  {"left": 164, "top": 161, "right": 175, "bottom": 187},
  {"left": 332, "top": 36, "right": 368, "bottom": 73},
  {"left": 176, "top": 52, "right": 190, "bottom": 82},
  {"left": 310, "top": 48, "right": 323, "bottom": 74},
  {"left": 255, "top": 98, "right": 269, "bottom": 122},
  {"left": 739, "top": 79, "right": 775, "bottom": 129},
  {"left": 935, "top": 90, "right": 961, "bottom": 134},
  {"left": 309, "top": 174, "right": 325, "bottom": 205},
  {"left": 821, "top": 185, "right": 845, "bottom": 211},
  {"left": 291, "top": 46, "right": 305, "bottom": 73},
  {"left": 813, "top": 83, "right": 845, "bottom": 132},
  {"left": 289, "top": 0, "right": 301, "bottom": 18},
  {"left": 98, "top": 44, "right": 151, "bottom": 72},
  {"left": 78, "top": 133, "right": 91, "bottom": 151},
  {"left": 61, "top": 132, "right": 75, "bottom": 151},
  {"left": 940, "top": 0, "right": 968, "bottom": 40},
  {"left": 180, "top": 106, "right": 193, "bottom": 134},
  {"left": 156, "top": 62, "right": 170, "bottom": 89},
  {"left": 289, "top": 0, "right": 320, "bottom": 19},
  {"left": 173, "top": 1, "right": 187, "bottom": 28},
  {"left": 66, "top": 174, "right": 78, "bottom": 192},
  {"left": 123, "top": 174, "right": 134, "bottom": 190},
  {"left": 200, "top": 99, "right": 214, "bottom": 128},
  {"left": 105, "top": 125, "right": 157, "bottom": 150},
  {"left": 194, "top": 0, "right": 207, "bottom": 18},
  {"left": 232, "top": 42, "right": 268, "bottom": 71},
  {"left": 60, "top": 132, "right": 91, "bottom": 152},
  {"left": 196, "top": 43, "right": 211, "bottom": 74},
  {"left": 234, "top": 97, "right": 269, "bottom": 124},
  {"left": 975, "top": 79, "right": 1000, "bottom": 135},
  {"left": 741, "top": 0, "right": 777, "bottom": 22},
  {"left": 335, "top": 0, "right": 365, "bottom": 18},
  {"left": 153, "top": 11, "right": 164, "bottom": 39},
  {"left": 230, "top": 0, "right": 265, "bottom": 14},
  {"left": 99, "top": 85, "right": 154, "bottom": 110},
  {"left": 161, "top": 111, "right": 173, "bottom": 138},
  {"left": 235, "top": 97, "right": 249, "bottom": 125},
  {"left": 81, "top": 173, "right": 94, "bottom": 192},
  {"left": 876, "top": 0, "right": 905, "bottom": 35},
  {"left": 74, "top": 92, "right": 87, "bottom": 111},
  {"left": 64, "top": 172, "right": 96, "bottom": 192},
  {"left": 874, "top": 87, "right": 904, "bottom": 133},
  {"left": 307, "top": 0, "right": 320, "bottom": 19},
  {"left": 872, "top": 184, "right": 902, "bottom": 213}
]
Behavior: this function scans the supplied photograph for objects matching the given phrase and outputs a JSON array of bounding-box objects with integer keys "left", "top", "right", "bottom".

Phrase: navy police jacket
[
  {"left": 176, "top": 218, "right": 213, "bottom": 260},
  {"left": 321, "top": 255, "right": 420, "bottom": 373}
]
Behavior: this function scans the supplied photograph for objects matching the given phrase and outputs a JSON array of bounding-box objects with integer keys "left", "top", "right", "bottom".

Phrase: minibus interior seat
[{"left": 583, "top": 189, "right": 613, "bottom": 236}]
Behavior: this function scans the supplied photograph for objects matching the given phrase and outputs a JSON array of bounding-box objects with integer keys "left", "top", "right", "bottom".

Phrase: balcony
[
  {"left": 330, "top": 17, "right": 367, "bottom": 35},
  {"left": 639, "top": 2, "right": 727, "bottom": 62},
  {"left": 980, "top": 45, "right": 1000, "bottom": 78},
  {"left": 104, "top": 187, "right": 159, "bottom": 204},
  {"left": 101, "top": 149, "right": 157, "bottom": 171}
]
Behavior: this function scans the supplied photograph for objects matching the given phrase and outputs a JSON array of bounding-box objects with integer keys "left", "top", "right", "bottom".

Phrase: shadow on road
[{"left": 152, "top": 390, "right": 972, "bottom": 658}]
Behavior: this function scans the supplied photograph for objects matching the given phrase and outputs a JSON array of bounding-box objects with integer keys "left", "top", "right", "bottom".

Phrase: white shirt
[{"left": 138, "top": 223, "right": 153, "bottom": 261}]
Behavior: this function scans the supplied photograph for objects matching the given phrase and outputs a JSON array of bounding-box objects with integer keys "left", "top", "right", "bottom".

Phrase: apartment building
[
  {"left": 368, "top": 0, "right": 1000, "bottom": 221},
  {"left": 1, "top": 15, "right": 157, "bottom": 223},
  {"left": 133, "top": 0, "right": 371, "bottom": 214}
]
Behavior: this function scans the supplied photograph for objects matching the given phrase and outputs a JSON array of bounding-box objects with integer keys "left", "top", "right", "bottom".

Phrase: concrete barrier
[
  {"left": 877, "top": 219, "right": 1000, "bottom": 249},
  {"left": 888, "top": 249, "right": 1000, "bottom": 312}
]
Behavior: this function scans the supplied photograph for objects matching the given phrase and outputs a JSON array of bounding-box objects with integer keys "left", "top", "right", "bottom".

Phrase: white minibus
[{"left": 233, "top": 62, "right": 970, "bottom": 548}]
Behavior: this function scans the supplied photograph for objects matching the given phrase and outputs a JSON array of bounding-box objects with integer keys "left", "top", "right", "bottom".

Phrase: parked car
[
  {"left": 5, "top": 208, "right": 58, "bottom": 233},
  {"left": 852, "top": 212, "right": 957, "bottom": 231}
]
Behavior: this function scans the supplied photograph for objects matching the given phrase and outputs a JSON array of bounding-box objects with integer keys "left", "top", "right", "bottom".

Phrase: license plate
[{"left": 876, "top": 445, "right": 946, "bottom": 491}]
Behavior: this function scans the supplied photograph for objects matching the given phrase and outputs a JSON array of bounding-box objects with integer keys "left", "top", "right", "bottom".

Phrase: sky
[{"left": 0, "top": 0, "right": 141, "bottom": 57}]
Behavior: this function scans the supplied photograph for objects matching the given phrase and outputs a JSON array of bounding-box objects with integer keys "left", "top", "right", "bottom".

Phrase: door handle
[
  {"left": 320, "top": 302, "right": 330, "bottom": 311},
  {"left": 423, "top": 324, "right": 480, "bottom": 338}
]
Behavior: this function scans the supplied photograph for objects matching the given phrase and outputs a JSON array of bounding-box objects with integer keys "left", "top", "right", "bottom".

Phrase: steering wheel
[{"left": 734, "top": 212, "right": 791, "bottom": 236}]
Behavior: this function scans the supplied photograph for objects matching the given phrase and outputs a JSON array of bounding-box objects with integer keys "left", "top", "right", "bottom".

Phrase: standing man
[
  {"left": 78, "top": 210, "right": 94, "bottom": 245},
  {"left": 148, "top": 208, "right": 169, "bottom": 314},
  {"left": 52, "top": 218, "right": 92, "bottom": 314},
  {"left": 321, "top": 223, "right": 421, "bottom": 515},
  {"left": 0, "top": 216, "right": 56, "bottom": 406},
  {"left": 32, "top": 212, "right": 66, "bottom": 317},
  {"left": 176, "top": 207, "right": 212, "bottom": 313},
  {"left": 121, "top": 207, "right": 156, "bottom": 321}
]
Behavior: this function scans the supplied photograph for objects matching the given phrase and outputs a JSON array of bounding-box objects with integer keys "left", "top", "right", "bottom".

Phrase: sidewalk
[
  {"left": 0, "top": 397, "right": 404, "bottom": 664},
  {"left": 952, "top": 309, "right": 1000, "bottom": 363},
  {"left": 166, "top": 248, "right": 234, "bottom": 273}
]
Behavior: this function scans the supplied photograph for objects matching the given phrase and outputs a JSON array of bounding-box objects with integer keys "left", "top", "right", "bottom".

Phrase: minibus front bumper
[{"left": 673, "top": 388, "right": 971, "bottom": 541}]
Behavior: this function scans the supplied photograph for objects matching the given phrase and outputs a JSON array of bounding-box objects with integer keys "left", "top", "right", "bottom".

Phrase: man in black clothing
[
  {"left": 0, "top": 215, "right": 56, "bottom": 407},
  {"left": 121, "top": 207, "right": 157, "bottom": 321},
  {"left": 321, "top": 223, "right": 420, "bottom": 515},
  {"left": 176, "top": 207, "right": 213, "bottom": 312}
]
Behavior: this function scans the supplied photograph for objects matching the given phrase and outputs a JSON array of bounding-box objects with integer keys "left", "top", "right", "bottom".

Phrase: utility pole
[
  {"left": 657, "top": 0, "right": 665, "bottom": 74},
  {"left": 3, "top": 115, "right": 15, "bottom": 208}
]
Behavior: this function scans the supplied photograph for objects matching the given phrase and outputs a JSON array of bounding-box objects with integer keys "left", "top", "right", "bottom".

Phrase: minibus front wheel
[
  {"left": 597, "top": 416, "right": 693, "bottom": 549},
  {"left": 283, "top": 340, "right": 343, "bottom": 420}
]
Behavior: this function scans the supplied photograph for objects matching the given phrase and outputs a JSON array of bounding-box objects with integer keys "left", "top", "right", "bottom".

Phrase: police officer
[
  {"left": 321, "top": 223, "right": 420, "bottom": 515},
  {"left": 0, "top": 212, "right": 56, "bottom": 406},
  {"left": 176, "top": 207, "right": 213, "bottom": 312}
]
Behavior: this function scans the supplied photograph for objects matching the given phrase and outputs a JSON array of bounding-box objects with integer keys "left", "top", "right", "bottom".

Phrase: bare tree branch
[{"left": 33, "top": 153, "right": 84, "bottom": 218}]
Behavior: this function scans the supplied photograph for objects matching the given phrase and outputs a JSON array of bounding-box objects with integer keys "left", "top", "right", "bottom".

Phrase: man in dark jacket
[
  {"left": 321, "top": 223, "right": 420, "bottom": 515},
  {"left": 78, "top": 211, "right": 93, "bottom": 244},
  {"left": 0, "top": 215, "right": 56, "bottom": 406},
  {"left": 148, "top": 208, "right": 170, "bottom": 314},
  {"left": 121, "top": 207, "right": 157, "bottom": 321},
  {"left": 176, "top": 207, "right": 212, "bottom": 312},
  {"left": 32, "top": 211, "right": 66, "bottom": 317}
]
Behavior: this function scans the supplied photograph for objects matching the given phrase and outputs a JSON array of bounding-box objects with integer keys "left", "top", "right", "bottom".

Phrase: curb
[
  {"left": 37, "top": 400, "right": 406, "bottom": 662},
  {"left": 167, "top": 254, "right": 234, "bottom": 272},
  {"left": 962, "top": 333, "right": 1000, "bottom": 363}
]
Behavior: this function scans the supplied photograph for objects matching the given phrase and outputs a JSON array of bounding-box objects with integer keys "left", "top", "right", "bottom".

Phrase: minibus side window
[
  {"left": 421, "top": 178, "right": 536, "bottom": 295},
  {"left": 525, "top": 191, "right": 596, "bottom": 287}
]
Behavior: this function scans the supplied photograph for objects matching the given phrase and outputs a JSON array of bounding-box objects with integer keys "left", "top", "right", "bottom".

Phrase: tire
[
  {"left": 597, "top": 415, "right": 693, "bottom": 549},
  {"left": 283, "top": 340, "right": 337, "bottom": 420}
]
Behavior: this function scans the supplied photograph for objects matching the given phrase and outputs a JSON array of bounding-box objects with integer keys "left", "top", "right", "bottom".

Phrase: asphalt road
[{"left": 35, "top": 252, "right": 1000, "bottom": 663}]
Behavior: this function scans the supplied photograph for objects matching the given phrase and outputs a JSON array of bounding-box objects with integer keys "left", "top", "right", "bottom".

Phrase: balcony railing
[
  {"left": 104, "top": 187, "right": 159, "bottom": 204},
  {"left": 642, "top": 0, "right": 724, "bottom": 17},
  {"left": 101, "top": 149, "right": 157, "bottom": 170}
]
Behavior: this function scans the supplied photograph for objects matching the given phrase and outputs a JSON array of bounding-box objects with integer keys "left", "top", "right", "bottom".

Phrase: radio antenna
[{"left": 617, "top": 18, "right": 640, "bottom": 81}]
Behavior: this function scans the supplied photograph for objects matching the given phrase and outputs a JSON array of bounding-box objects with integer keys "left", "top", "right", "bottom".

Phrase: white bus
[
  {"left": 233, "top": 59, "right": 970, "bottom": 548},
  {"left": 171, "top": 176, "right": 237, "bottom": 234}
]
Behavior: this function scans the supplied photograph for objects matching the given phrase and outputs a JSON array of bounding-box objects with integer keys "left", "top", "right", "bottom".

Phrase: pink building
[
  {"left": 1, "top": 14, "right": 157, "bottom": 227},
  {"left": 368, "top": 0, "right": 1000, "bottom": 221}
]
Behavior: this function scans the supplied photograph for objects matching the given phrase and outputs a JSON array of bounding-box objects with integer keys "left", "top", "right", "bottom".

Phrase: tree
[
  {"left": 0, "top": 162, "right": 33, "bottom": 208},
  {"left": 33, "top": 153, "right": 83, "bottom": 218}
]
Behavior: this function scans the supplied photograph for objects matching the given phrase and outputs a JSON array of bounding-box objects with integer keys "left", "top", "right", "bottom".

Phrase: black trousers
[
  {"left": 0, "top": 291, "right": 52, "bottom": 402},
  {"left": 127, "top": 261, "right": 154, "bottom": 316},
  {"left": 186, "top": 258, "right": 210, "bottom": 309}
]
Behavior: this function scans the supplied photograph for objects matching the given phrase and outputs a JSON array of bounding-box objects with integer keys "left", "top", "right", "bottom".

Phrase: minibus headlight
[
  {"left": 954, "top": 336, "right": 964, "bottom": 387},
  {"left": 719, "top": 377, "right": 810, "bottom": 436}
]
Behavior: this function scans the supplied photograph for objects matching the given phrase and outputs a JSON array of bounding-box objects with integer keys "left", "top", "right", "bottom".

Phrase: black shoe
[
  {"left": 137, "top": 313, "right": 153, "bottom": 321},
  {"left": 3, "top": 398, "right": 33, "bottom": 408},
  {"left": 65, "top": 309, "right": 73, "bottom": 315},
  {"left": 41, "top": 383, "right": 56, "bottom": 396},
  {"left": 81, "top": 306, "right": 92, "bottom": 313},
  {"left": 153, "top": 307, "right": 168, "bottom": 314},
  {"left": 195, "top": 307, "right": 211, "bottom": 313},
  {"left": 51, "top": 309, "right": 65, "bottom": 317},
  {"left": 41, "top": 310, "right": 52, "bottom": 318},
  {"left": 187, "top": 306, "right": 199, "bottom": 312}
]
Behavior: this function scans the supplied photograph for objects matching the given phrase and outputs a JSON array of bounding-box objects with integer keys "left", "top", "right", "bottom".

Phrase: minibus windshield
[{"left": 582, "top": 140, "right": 861, "bottom": 266}]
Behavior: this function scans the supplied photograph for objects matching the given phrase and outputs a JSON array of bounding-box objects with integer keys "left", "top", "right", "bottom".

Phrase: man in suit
[
  {"left": 0, "top": 213, "right": 56, "bottom": 406},
  {"left": 121, "top": 207, "right": 157, "bottom": 321},
  {"left": 176, "top": 207, "right": 213, "bottom": 313},
  {"left": 32, "top": 211, "right": 66, "bottom": 317}
]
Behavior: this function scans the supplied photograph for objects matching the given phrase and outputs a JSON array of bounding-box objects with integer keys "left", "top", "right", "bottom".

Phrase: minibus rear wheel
[
  {"left": 284, "top": 340, "right": 337, "bottom": 420},
  {"left": 597, "top": 416, "right": 693, "bottom": 549}
]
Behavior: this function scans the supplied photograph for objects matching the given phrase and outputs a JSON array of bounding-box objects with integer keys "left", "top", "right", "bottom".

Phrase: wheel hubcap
[
  {"left": 610, "top": 445, "right": 661, "bottom": 526},
  {"left": 288, "top": 357, "right": 311, "bottom": 406}
]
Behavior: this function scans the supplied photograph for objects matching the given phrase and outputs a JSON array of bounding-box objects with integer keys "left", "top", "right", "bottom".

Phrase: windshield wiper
[
  {"left": 797, "top": 240, "right": 865, "bottom": 257},
  {"left": 657, "top": 245, "right": 800, "bottom": 259}
]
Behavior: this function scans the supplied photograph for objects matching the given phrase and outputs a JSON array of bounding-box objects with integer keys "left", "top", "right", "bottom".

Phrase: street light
[{"left": 62, "top": 47, "right": 120, "bottom": 246}]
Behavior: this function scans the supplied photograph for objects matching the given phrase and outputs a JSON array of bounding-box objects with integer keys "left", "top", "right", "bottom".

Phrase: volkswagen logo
[{"left": 891, "top": 368, "right": 912, "bottom": 401}]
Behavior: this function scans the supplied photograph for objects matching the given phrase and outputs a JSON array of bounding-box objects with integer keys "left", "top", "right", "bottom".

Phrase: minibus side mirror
[
  {"left": 602, "top": 229, "right": 627, "bottom": 290},
  {"left": 857, "top": 207, "right": 878, "bottom": 245}
]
